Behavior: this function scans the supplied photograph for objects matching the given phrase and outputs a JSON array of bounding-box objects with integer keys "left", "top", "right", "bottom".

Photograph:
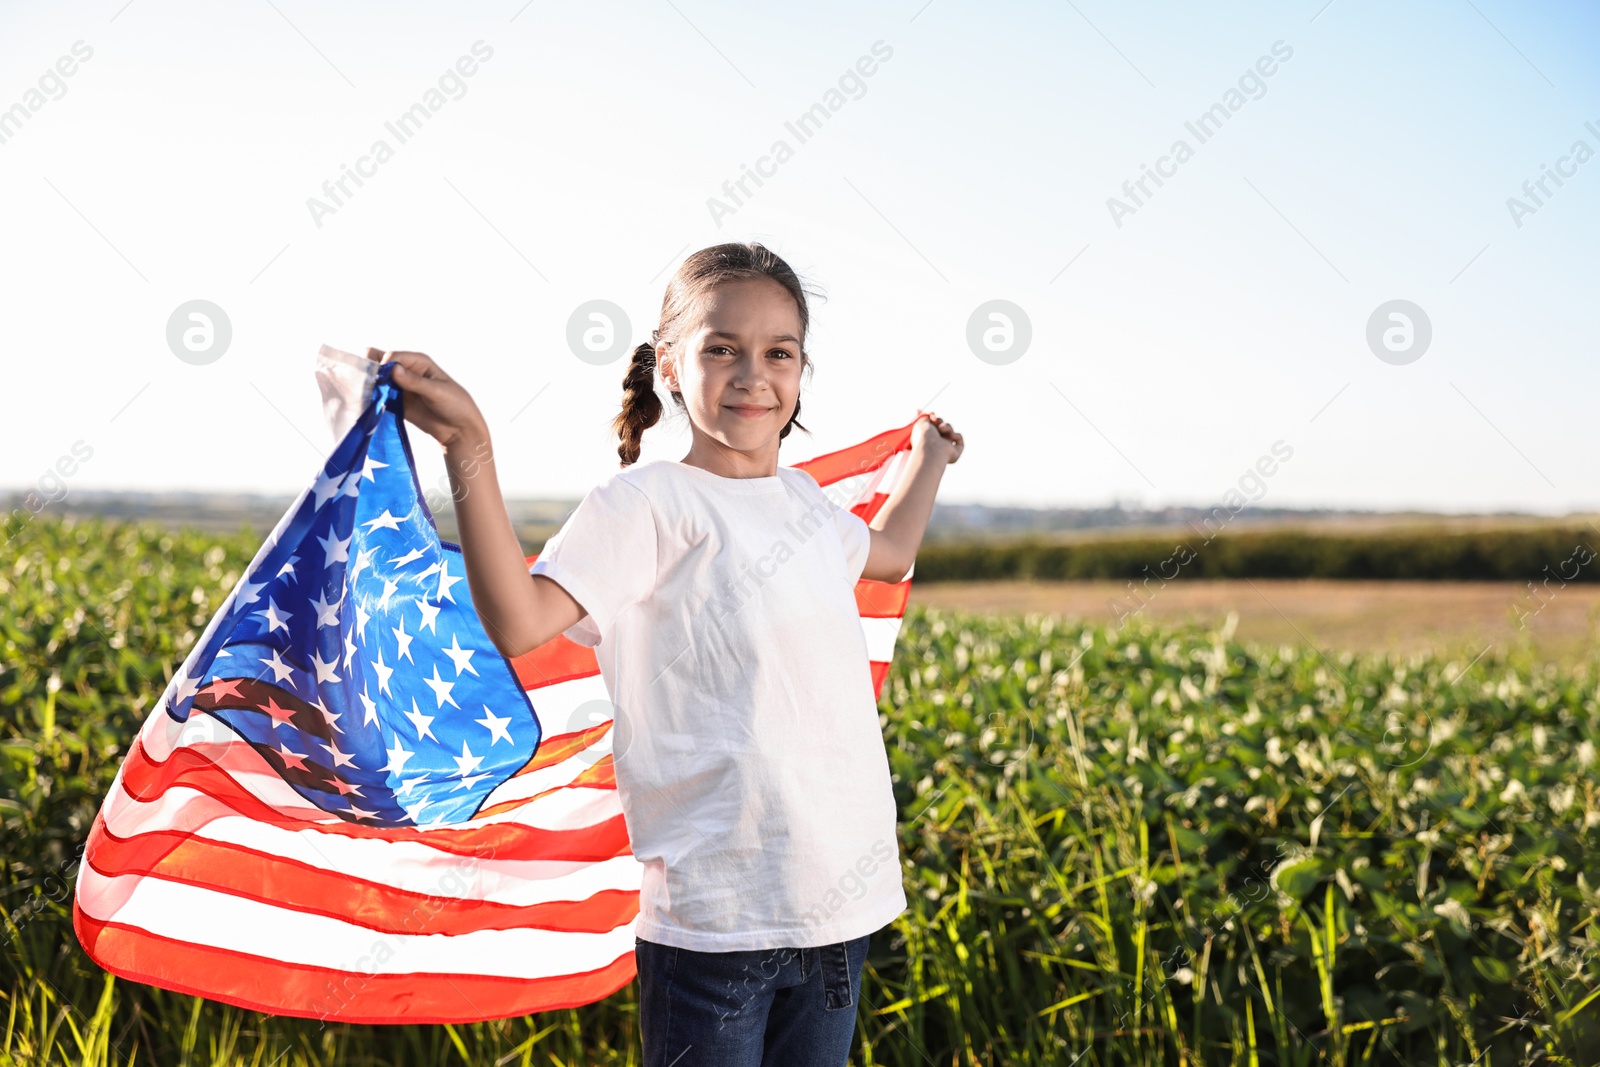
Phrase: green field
[{"left": 3, "top": 515, "right": 1598, "bottom": 1065}]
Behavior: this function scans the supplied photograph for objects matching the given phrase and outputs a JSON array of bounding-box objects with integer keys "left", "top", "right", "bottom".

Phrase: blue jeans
[{"left": 635, "top": 932, "right": 872, "bottom": 1067}]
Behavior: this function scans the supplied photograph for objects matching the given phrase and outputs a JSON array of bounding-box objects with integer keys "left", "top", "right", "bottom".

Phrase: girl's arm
[
  {"left": 861, "top": 413, "right": 963, "bottom": 583},
  {"left": 385, "top": 351, "right": 586, "bottom": 659}
]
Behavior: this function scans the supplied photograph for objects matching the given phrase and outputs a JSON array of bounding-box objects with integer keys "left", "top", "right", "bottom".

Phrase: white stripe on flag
[
  {"left": 862, "top": 616, "right": 905, "bottom": 664},
  {"left": 97, "top": 798, "right": 641, "bottom": 906},
  {"left": 76, "top": 866, "right": 637, "bottom": 981}
]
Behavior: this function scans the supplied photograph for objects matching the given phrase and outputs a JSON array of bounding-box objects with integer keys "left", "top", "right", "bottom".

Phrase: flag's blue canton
[{"left": 162, "top": 362, "right": 541, "bottom": 828}]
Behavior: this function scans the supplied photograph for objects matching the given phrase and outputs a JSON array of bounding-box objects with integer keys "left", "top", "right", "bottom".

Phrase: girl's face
[{"left": 659, "top": 277, "right": 806, "bottom": 462}]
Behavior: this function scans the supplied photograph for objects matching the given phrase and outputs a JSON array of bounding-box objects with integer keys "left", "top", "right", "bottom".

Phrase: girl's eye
[{"left": 708, "top": 346, "right": 793, "bottom": 359}]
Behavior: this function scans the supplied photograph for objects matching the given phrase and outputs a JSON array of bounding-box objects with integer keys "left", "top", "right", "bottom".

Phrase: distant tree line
[{"left": 911, "top": 526, "right": 1599, "bottom": 584}]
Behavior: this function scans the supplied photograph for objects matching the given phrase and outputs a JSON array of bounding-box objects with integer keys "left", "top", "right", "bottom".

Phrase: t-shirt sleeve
[
  {"left": 829, "top": 496, "right": 872, "bottom": 586},
  {"left": 528, "top": 475, "right": 657, "bottom": 648}
]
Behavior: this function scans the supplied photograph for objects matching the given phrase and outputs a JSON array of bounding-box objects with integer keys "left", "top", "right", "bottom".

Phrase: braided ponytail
[{"left": 611, "top": 339, "right": 664, "bottom": 467}]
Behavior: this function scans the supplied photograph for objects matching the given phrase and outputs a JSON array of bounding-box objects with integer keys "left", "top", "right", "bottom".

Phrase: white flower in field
[
  {"left": 1172, "top": 967, "right": 1195, "bottom": 986},
  {"left": 1549, "top": 782, "right": 1577, "bottom": 815},
  {"left": 1498, "top": 778, "right": 1527, "bottom": 805},
  {"left": 1180, "top": 676, "right": 1203, "bottom": 705},
  {"left": 1432, "top": 899, "right": 1472, "bottom": 934},
  {"left": 1294, "top": 739, "right": 1326, "bottom": 777},
  {"left": 1578, "top": 740, "right": 1596, "bottom": 768},
  {"left": 1416, "top": 829, "right": 1441, "bottom": 848}
]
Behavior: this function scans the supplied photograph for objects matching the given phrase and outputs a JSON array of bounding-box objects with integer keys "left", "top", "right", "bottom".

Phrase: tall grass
[{"left": 3, "top": 515, "right": 1598, "bottom": 1065}]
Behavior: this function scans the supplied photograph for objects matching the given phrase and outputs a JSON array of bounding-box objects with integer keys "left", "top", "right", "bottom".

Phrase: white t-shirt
[{"left": 528, "top": 458, "right": 908, "bottom": 951}]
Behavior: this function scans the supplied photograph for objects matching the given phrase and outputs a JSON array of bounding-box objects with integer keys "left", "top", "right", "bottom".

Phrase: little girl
[{"left": 387, "top": 242, "right": 963, "bottom": 1066}]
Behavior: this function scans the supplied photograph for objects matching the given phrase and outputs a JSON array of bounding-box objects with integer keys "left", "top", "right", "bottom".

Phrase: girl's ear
[{"left": 657, "top": 346, "right": 677, "bottom": 391}]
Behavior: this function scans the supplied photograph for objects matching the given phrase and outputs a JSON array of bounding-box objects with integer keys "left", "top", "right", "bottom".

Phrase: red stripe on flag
[
  {"left": 516, "top": 722, "right": 612, "bottom": 775},
  {"left": 73, "top": 908, "right": 637, "bottom": 1024},
  {"left": 792, "top": 419, "right": 917, "bottom": 487},
  {"left": 856, "top": 577, "right": 911, "bottom": 619},
  {"left": 476, "top": 757, "right": 617, "bottom": 821},
  {"left": 119, "top": 739, "right": 633, "bottom": 862},
  {"left": 851, "top": 491, "right": 894, "bottom": 525},
  {"left": 869, "top": 660, "right": 890, "bottom": 696},
  {"left": 85, "top": 823, "right": 639, "bottom": 937}
]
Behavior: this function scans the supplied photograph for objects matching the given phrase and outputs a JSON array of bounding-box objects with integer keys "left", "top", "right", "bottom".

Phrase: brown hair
[{"left": 611, "top": 242, "right": 819, "bottom": 466}]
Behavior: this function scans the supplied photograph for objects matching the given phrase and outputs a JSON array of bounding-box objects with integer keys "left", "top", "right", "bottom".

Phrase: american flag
[{"left": 73, "top": 356, "right": 920, "bottom": 1023}]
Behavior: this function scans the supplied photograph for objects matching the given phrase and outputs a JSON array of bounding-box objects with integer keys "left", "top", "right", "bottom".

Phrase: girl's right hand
[{"left": 384, "top": 351, "right": 488, "bottom": 451}]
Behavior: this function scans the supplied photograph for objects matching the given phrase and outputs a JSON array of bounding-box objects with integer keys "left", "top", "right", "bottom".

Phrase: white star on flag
[
  {"left": 320, "top": 739, "right": 357, "bottom": 769},
  {"left": 404, "top": 697, "right": 437, "bottom": 742},
  {"left": 349, "top": 545, "right": 378, "bottom": 582},
  {"left": 475, "top": 706, "right": 513, "bottom": 745},
  {"left": 310, "top": 698, "right": 341, "bottom": 734},
  {"left": 383, "top": 736, "right": 414, "bottom": 775},
  {"left": 256, "top": 597, "right": 292, "bottom": 634},
  {"left": 363, "top": 509, "right": 402, "bottom": 533},
  {"left": 423, "top": 663, "right": 459, "bottom": 709},
  {"left": 262, "top": 697, "right": 296, "bottom": 729},
  {"left": 452, "top": 741, "right": 484, "bottom": 778},
  {"left": 392, "top": 618, "right": 415, "bottom": 663},
  {"left": 231, "top": 578, "right": 267, "bottom": 615},
  {"left": 371, "top": 650, "right": 394, "bottom": 697},
  {"left": 311, "top": 587, "right": 342, "bottom": 627},
  {"left": 376, "top": 578, "right": 400, "bottom": 612},
  {"left": 436, "top": 561, "right": 463, "bottom": 603},
  {"left": 310, "top": 649, "right": 342, "bottom": 684},
  {"left": 317, "top": 528, "right": 351, "bottom": 567},
  {"left": 262, "top": 649, "right": 294, "bottom": 683},
  {"left": 311, "top": 467, "right": 345, "bottom": 509},
  {"left": 443, "top": 633, "right": 479, "bottom": 677}
]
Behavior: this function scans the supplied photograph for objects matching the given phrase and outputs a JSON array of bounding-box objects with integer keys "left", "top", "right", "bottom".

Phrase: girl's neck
[{"left": 680, "top": 434, "right": 781, "bottom": 480}]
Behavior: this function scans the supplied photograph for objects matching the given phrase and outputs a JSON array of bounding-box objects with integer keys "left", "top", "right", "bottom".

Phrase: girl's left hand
[{"left": 912, "top": 412, "right": 963, "bottom": 465}]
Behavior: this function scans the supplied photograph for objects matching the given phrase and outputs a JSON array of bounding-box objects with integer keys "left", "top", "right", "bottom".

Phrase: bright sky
[{"left": 3, "top": 0, "right": 1597, "bottom": 514}]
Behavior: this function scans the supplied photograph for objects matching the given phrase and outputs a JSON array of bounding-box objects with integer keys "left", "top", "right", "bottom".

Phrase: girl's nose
[{"left": 731, "top": 354, "right": 768, "bottom": 389}]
